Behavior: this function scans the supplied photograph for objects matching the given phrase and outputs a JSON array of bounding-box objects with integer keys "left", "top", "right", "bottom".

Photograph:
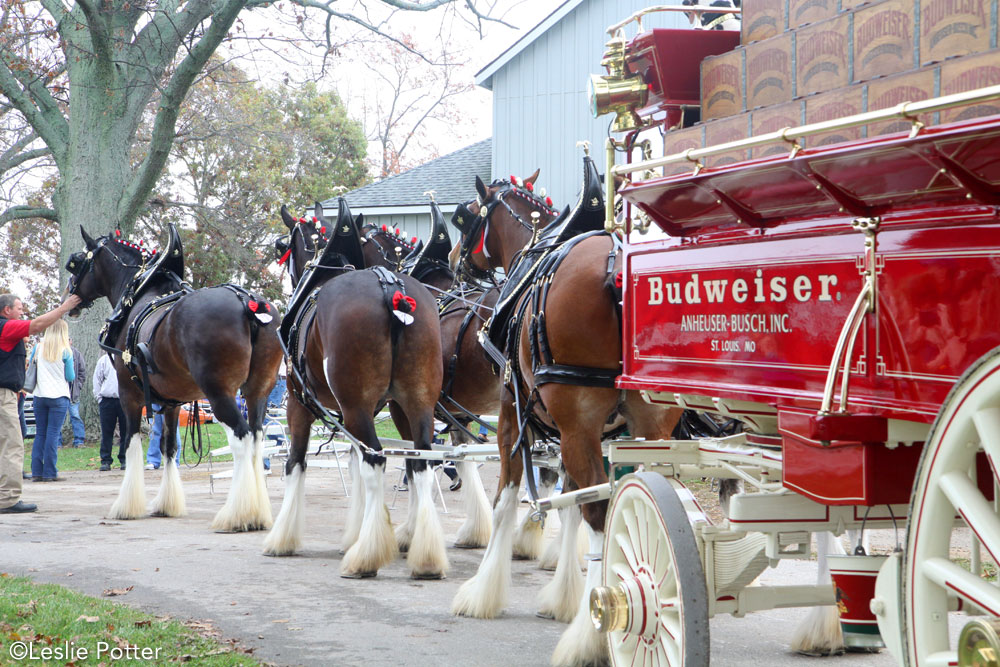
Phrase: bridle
[
  {"left": 451, "top": 180, "right": 558, "bottom": 283},
  {"left": 65, "top": 235, "right": 153, "bottom": 308},
  {"left": 361, "top": 225, "right": 417, "bottom": 271},
  {"left": 277, "top": 220, "right": 330, "bottom": 285}
]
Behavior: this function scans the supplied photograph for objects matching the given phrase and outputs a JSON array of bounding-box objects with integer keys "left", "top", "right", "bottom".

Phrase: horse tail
[
  {"left": 220, "top": 284, "right": 275, "bottom": 344},
  {"left": 371, "top": 266, "right": 417, "bottom": 353}
]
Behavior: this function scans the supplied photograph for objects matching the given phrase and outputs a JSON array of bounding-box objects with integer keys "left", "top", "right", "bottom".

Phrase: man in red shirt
[{"left": 0, "top": 293, "right": 82, "bottom": 513}]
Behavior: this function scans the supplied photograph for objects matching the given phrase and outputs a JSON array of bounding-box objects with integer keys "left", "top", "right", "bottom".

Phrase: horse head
[
  {"left": 65, "top": 226, "right": 155, "bottom": 317},
  {"left": 449, "top": 170, "right": 559, "bottom": 279},
  {"left": 277, "top": 204, "right": 330, "bottom": 288},
  {"left": 359, "top": 219, "right": 419, "bottom": 271}
]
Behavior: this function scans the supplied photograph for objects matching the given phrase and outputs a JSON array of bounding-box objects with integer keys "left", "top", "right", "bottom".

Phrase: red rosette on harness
[{"left": 391, "top": 290, "right": 416, "bottom": 325}]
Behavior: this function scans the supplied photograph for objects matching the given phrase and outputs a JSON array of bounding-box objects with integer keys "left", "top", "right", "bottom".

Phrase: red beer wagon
[{"left": 580, "top": 5, "right": 1000, "bottom": 666}]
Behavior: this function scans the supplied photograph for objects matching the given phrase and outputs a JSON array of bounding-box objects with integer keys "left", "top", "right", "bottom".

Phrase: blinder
[{"left": 274, "top": 235, "right": 291, "bottom": 263}]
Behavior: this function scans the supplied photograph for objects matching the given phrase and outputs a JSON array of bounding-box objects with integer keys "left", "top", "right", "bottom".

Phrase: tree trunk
[{"left": 53, "top": 44, "right": 137, "bottom": 434}]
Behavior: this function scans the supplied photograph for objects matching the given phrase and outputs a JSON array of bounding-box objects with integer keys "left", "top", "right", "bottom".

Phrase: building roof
[
  {"left": 475, "top": 0, "right": 585, "bottom": 90},
  {"left": 323, "top": 138, "right": 491, "bottom": 212}
]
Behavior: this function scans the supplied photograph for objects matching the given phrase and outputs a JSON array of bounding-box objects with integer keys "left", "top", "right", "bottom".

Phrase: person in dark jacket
[{"left": 0, "top": 293, "right": 81, "bottom": 513}]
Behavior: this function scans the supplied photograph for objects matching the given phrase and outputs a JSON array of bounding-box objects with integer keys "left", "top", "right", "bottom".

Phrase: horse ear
[
  {"left": 280, "top": 204, "right": 297, "bottom": 230},
  {"left": 524, "top": 168, "right": 540, "bottom": 186},
  {"left": 81, "top": 226, "right": 97, "bottom": 250},
  {"left": 475, "top": 175, "right": 488, "bottom": 202},
  {"left": 355, "top": 213, "right": 364, "bottom": 228},
  {"left": 313, "top": 201, "right": 327, "bottom": 225}
]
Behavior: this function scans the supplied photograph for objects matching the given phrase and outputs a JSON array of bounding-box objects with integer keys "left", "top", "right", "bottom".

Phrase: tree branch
[
  {"left": 0, "top": 60, "right": 69, "bottom": 165},
  {"left": 0, "top": 146, "right": 51, "bottom": 174},
  {"left": 125, "top": 0, "right": 216, "bottom": 125},
  {"left": 119, "top": 0, "right": 248, "bottom": 224},
  {"left": 294, "top": 0, "right": 438, "bottom": 64},
  {"left": 73, "top": 0, "right": 114, "bottom": 64},
  {"left": 0, "top": 205, "right": 58, "bottom": 227},
  {"left": 37, "top": 0, "right": 70, "bottom": 27}
]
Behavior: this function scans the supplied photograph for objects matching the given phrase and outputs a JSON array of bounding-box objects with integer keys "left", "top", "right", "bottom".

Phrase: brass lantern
[{"left": 587, "top": 36, "right": 648, "bottom": 133}]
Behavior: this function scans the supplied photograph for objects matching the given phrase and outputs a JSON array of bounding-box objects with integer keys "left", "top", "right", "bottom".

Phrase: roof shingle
[{"left": 322, "top": 138, "right": 491, "bottom": 210}]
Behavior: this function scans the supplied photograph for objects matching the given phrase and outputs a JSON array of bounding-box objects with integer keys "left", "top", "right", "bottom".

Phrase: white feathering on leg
[
  {"left": 551, "top": 525, "right": 608, "bottom": 666},
  {"left": 537, "top": 504, "right": 584, "bottom": 622},
  {"left": 341, "top": 449, "right": 364, "bottom": 552},
  {"left": 407, "top": 467, "right": 449, "bottom": 578},
  {"left": 108, "top": 435, "right": 147, "bottom": 519},
  {"left": 451, "top": 484, "right": 519, "bottom": 618},
  {"left": 212, "top": 430, "right": 265, "bottom": 532},
  {"left": 250, "top": 430, "right": 273, "bottom": 528},
  {"left": 789, "top": 532, "right": 846, "bottom": 656},
  {"left": 263, "top": 464, "right": 306, "bottom": 556},
  {"left": 512, "top": 476, "right": 556, "bottom": 560},
  {"left": 149, "top": 456, "right": 186, "bottom": 517},
  {"left": 341, "top": 461, "right": 397, "bottom": 577},
  {"left": 453, "top": 461, "right": 492, "bottom": 548}
]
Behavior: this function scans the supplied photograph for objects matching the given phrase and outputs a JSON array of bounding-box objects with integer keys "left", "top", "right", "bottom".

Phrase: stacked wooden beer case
[{"left": 667, "top": 0, "right": 1000, "bottom": 171}]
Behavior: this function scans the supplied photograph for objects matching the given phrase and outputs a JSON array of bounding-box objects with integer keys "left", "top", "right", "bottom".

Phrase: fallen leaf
[
  {"left": 134, "top": 620, "right": 151, "bottom": 628},
  {"left": 75, "top": 615, "right": 99, "bottom": 623},
  {"left": 65, "top": 572, "right": 74, "bottom": 577},
  {"left": 271, "top": 619, "right": 289, "bottom": 623},
  {"left": 102, "top": 586, "right": 133, "bottom": 597}
]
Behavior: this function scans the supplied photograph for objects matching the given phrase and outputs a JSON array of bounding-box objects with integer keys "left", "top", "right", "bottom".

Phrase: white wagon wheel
[
  {"left": 592, "top": 472, "right": 709, "bottom": 666},
  {"left": 904, "top": 346, "right": 1000, "bottom": 666}
]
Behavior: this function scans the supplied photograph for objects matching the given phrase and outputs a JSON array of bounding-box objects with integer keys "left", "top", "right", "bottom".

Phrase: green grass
[
  {"left": 0, "top": 574, "right": 261, "bottom": 665},
  {"left": 25, "top": 418, "right": 405, "bottom": 473}
]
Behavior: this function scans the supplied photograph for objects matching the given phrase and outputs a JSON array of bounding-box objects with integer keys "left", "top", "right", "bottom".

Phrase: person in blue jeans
[
  {"left": 62, "top": 342, "right": 86, "bottom": 447},
  {"left": 29, "top": 319, "right": 74, "bottom": 481},
  {"left": 145, "top": 403, "right": 180, "bottom": 470}
]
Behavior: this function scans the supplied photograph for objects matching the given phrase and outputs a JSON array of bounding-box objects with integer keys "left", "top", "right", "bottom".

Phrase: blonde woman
[{"left": 28, "top": 319, "right": 75, "bottom": 482}]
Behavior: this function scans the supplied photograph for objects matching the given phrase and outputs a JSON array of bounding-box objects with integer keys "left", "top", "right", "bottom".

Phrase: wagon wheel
[
  {"left": 594, "top": 472, "right": 709, "bottom": 666},
  {"left": 904, "top": 346, "right": 1000, "bottom": 666}
]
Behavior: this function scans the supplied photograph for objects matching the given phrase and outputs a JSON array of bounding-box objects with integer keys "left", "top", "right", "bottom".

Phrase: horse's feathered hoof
[
  {"left": 451, "top": 541, "right": 483, "bottom": 549},
  {"left": 410, "top": 571, "right": 445, "bottom": 580},
  {"left": 796, "top": 649, "right": 846, "bottom": 657},
  {"left": 149, "top": 510, "right": 169, "bottom": 518},
  {"left": 340, "top": 570, "right": 377, "bottom": 579},
  {"left": 535, "top": 610, "right": 556, "bottom": 620}
]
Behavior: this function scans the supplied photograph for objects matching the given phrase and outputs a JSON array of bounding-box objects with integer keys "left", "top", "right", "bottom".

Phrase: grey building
[
  {"left": 321, "top": 138, "right": 491, "bottom": 245},
  {"left": 476, "top": 0, "right": 686, "bottom": 207}
]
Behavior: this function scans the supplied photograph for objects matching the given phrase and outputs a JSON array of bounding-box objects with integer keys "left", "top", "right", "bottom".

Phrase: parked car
[{"left": 22, "top": 394, "right": 35, "bottom": 439}]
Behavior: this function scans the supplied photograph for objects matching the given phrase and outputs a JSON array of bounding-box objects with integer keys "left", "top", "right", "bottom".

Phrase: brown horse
[
  {"left": 65, "top": 226, "right": 282, "bottom": 532},
  {"left": 447, "top": 171, "right": 682, "bottom": 666},
  {"left": 380, "top": 197, "right": 501, "bottom": 550},
  {"left": 264, "top": 201, "right": 448, "bottom": 580}
]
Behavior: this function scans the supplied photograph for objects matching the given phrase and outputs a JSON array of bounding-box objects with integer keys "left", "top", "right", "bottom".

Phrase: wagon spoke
[
  {"left": 973, "top": 407, "right": 1000, "bottom": 477},
  {"left": 658, "top": 556, "right": 676, "bottom": 591},
  {"left": 615, "top": 532, "right": 640, "bottom": 573},
  {"left": 622, "top": 504, "right": 642, "bottom": 560},
  {"left": 922, "top": 556, "right": 1000, "bottom": 617},
  {"left": 611, "top": 561, "right": 633, "bottom": 582},
  {"left": 635, "top": 498, "right": 651, "bottom": 564},
  {"left": 659, "top": 617, "right": 681, "bottom": 666},
  {"left": 938, "top": 470, "right": 1000, "bottom": 564}
]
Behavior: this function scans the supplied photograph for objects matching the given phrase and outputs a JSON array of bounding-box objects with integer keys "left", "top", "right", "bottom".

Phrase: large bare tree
[{"left": 0, "top": 0, "right": 506, "bottom": 421}]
